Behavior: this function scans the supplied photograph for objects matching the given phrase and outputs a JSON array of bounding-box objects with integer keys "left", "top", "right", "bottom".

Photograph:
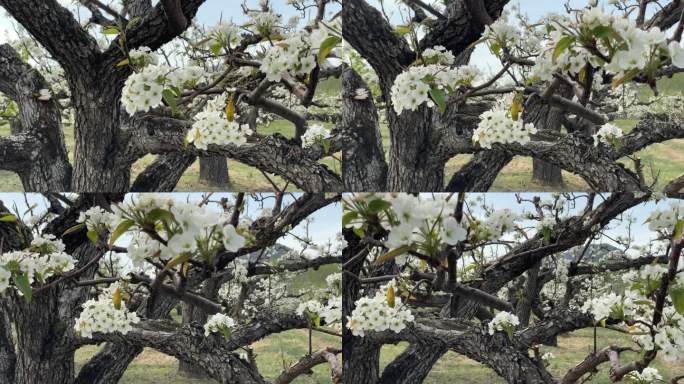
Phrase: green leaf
[
  {"left": 112, "top": 287, "right": 122, "bottom": 310},
  {"left": 673, "top": 219, "right": 684, "bottom": 241},
  {"left": 367, "top": 199, "right": 391, "bottom": 214},
  {"left": 342, "top": 211, "right": 358, "bottom": 227},
  {"left": 375, "top": 245, "right": 412, "bottom": 265},
  {"left": 162, "top": 89, "right": 177, "bottom": 114},
  {"left": 225, "top": 93, "right": 235, "bottom": 122},
  {"left": 317, "top": 35, "right": 342, "bottom": 64},
  {"left": 489, "top": 41, "right": 502, "bottom": 57},
  {"left": 166, "top": 252, "right": 192, "bottom": 269},
  {"left": 510, "top": 92, "right": 524, "bottom": 121},
  {"left": 543, "top": 227, "right": 551, "bottom": 244},
  {"left": 611, "top": 68, "right": 640, "bottom": 89},
  {"left": 86, "top": 230, "right": 99, "bottom": 243},
  {"left": 63, "top": 223, "right": 85, "bottom": 236},
  {"left": 211, "top": 42, "right": 222, "bottom": 56},
  {"left": 592, "top": 25, "right": 612, "bottom": 39},
  {"left": 552, "top": 36, "right": 575, "bottom": 64},
  {"left": 429, "top": 87, "right": 447, "bottom": 114},
  {"left": 504, "top": 325, "right": 514, "bottom": 341},
  {"left": 395, "top": 25, "right": 412, "bottom": 36},
  {"left": 0, "top": 214, "right": 17, "bottom": 222},
  {"left": 109, "top": 219, "right": 135, "bottom": 246},
  {"left": 313, "top": 315, "right": 321, "bottom": 328},
  {"left": 219, "top": 326, "right": 232, "bottom": 340},
  {"left": 146, "top": 208, "right": 175, "bottom": 224},
  {"left": 115, "top": 58, "right": 130, "bottom": 67},
  {"left": 14, "top": 272, "right": 32, "bottom": 303},
  {"left": 102, "top": 25, "right": 121, "bottom": 35},
  {"left": 670, "top": 285, "right": 684, "bottom": 315}
]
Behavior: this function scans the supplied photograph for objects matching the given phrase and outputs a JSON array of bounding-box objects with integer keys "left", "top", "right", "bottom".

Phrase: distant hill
[{"left": 561, "top": 243, "right": 622, "bottom": 263}]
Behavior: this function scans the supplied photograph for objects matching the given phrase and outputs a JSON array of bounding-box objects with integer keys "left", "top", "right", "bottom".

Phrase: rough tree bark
[
  {"left": 199, "top": 157, "right": 230, "bottom": 187},
  {"left": 340, "top": 67, "right": 387, "bottom": 191},
  {"left": 0, "top": 44, "right": 71, "bottom": 191}
]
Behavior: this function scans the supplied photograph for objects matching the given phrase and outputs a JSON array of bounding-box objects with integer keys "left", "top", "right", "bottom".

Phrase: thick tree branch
[{"left": 0, "top": 0, "right": 100, "bottom": 77}]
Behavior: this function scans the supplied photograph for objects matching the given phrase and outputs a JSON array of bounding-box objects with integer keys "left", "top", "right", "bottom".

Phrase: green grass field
[
  {"left": 381, "top": 328, "right": 684, "bottom": 383},
  {"left": 75, "top": 329, "right": 339, "bottom": 384}
]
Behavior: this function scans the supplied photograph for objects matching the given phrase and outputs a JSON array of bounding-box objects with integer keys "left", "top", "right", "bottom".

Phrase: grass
[
  {"left": 380, "top": 328, "right": 684, "bottom": 383},
  {"left": 74, "top": 330, "right": 340, "bottom": 384}
]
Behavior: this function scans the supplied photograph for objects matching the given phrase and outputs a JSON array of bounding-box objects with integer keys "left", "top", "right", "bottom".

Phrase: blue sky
[{"left": 0, "top": 193, "right": 341, "bottom": 251}]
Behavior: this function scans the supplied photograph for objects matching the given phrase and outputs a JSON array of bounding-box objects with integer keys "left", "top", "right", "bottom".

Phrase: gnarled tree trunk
[{"left": 199, "top": 156, "right": 230, "bottom": 187}]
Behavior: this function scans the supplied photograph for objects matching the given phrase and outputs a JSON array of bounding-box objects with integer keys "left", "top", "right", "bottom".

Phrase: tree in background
[
  {"left": 342, "top": 192, "right": 684, "bottom": 383},
  {"left": 0, "top": 192, "right": 343, "bottom": 384}
]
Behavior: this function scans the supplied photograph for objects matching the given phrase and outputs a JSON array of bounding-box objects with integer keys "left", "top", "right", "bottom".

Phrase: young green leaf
[
  {"left": 110, "top": 219, "right": 136, "bottom": 246},
  {"left": 342, "top": 211, "right": 358, "bottom": 227},
  {"left": 317, "top": 36, "right": 342, "bottom": 64},
  {"left": 115, "top": 58, "right": 130, "bottom": 68},
  {"left": 375, "top": 245, "right": 412, "bottom": 265},
  {"left": 63, "top": 223, "right": 85, "bottom": 236},
  {"left": 0, "top": 214, "right": 17, "bottom": 222},
  {"left": 162, "top": 89, "right": 177, "bottom": 114},
  {"left": 14, "top": 273, "right": 32, "bottom": 303},
  {"left": 670, "top": 285, "right": 684, "bottom": 315},
  {"left": 552, "top": 36, "right": 575, "bottom": 64},
  {"left": 367, "top": 199, "right": 391, "bottom": 214},
  {"left": 86, "top": 230, "right": 99, "bottom": 243},
  {"left": 429, "top": 87, "right": 447, "bottom": 114},
  {"left": 102, "top": 25, "right": 121, "bottom": 35}
]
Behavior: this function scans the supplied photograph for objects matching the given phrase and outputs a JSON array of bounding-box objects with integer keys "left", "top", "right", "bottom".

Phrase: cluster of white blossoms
[
  {"left": 112, "top": 196, "right": 246, "bottom": 266},
  {"left": 0, "top": 234, "right": 75, "bottom": 294},
  {"left": 592, "top": 123, "right": 624, "bottom": 147},
  {"left": 326, "top": 272, "right": 342, "bottom": 291},
  {"left": 186, "top": 111, "right": 252, "bottom": 150},
  {"left": 185, "top": 93, "right": 253, "bottom": 150},
  {"left": 484, "top": 13, "right": 520, "bottom": 49},
  {"left": 77, "top": 206, "right": 116, "bottom": 232},
  {"left": 581, "top": 291, "right": 634, "bottom": 321},
  {"left": 74, "top": 284, "right": 140, "bottom": 338},
  {"left": 249, "top": 10, "right": 281, "bottom": 36},
  {"left": 487, "top": 311, "right": 520, "bottom": 336},
  {"left": 260, "top": 27, "right": 333, "bottom": 82},
  {"left": 301, "top": 124, "right": 331, "bottom": 148},
  {"left": 390, "top": 62, "right": 481, "bottom": 114},
  {"left": 644, "top": 312, "right": 684, "bottom": 361},
  {"left": 469, "top": 208, "right": 519, "bottom": 242},
  {"left": 472, "top": 108, "right": 537, "bottom": 149},
  {"left": 121, "top": 65, "right": 204, "bottom": 115},
  {"left": 208, "top": 22, "right": 242, "bottom": 50},
  {"left": 383, "top": 194, "right": 467, "bottom": 251},
  {"left": 204, "top": 313, "right": 236, "bottom": 337},
  {"left": 128, "top": 46, "right": 158, "bottom": 67},
  {"left": 296, "top": 295, "right": 342, "bottom": 325},
  {"left": 645, "top": 203, "right": 680, "bottom": 232},
  {"left": 421, "top": 45, "right": 455, "bottom": 65},
  {"left": 536, "top": 216, "right": 556, "bottom": 232},
  {"left": 625, "top": 367, "right": 663, "bottom": 384},
  {"left": 347, "top": 280, "right": 414, "bottom": 337},
  {"left": 530, "top": 6, "right": 684, "bottom": 82}
]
